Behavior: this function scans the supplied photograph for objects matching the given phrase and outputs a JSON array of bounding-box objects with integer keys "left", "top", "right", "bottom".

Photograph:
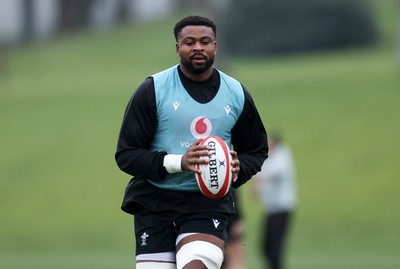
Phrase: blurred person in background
[
  {"left": 222, "top": 189, "right": 247, "bottom": 269},
  {"left": 254, "top": 133, "right": 297, "bottom": 269}
]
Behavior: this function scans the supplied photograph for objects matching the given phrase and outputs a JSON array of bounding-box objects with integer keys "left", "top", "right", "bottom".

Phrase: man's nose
[{"left": 193, "top": 42, "right": 204, "bottom": 51}]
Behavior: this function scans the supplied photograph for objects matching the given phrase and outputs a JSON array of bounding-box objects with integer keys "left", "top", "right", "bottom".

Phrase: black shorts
[{"left": 134, "top": 209, "right": 229, "bottom": 255}]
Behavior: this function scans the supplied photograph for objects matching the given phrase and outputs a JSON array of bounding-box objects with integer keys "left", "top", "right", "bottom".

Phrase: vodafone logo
[{"left": 190, "top": 116, "right": 212, "bottom": 138}]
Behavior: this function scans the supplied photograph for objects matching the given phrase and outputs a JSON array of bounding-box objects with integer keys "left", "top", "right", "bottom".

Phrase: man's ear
[{"left": 176, "top": 43, "right": 179, "bottom": 55}]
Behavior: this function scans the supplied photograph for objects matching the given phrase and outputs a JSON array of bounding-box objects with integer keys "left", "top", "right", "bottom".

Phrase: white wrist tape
[{"left": 163, "top": 154, "right": 183, "bottom": 174}]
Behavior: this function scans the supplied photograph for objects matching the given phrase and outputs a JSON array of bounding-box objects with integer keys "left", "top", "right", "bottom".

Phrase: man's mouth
[{"left": 191, "top": 54, "right": 207, "bottom": 64}]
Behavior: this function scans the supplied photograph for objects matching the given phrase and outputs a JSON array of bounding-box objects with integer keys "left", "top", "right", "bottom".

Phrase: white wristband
[{"left": 163, "top": 154, "right": 183, "bottom": 174}]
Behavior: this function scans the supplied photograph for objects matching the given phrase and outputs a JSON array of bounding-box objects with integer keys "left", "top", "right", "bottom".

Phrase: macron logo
[
  {"left": 224, "top": 105, "right": 231, "bottom": 115},
  {"left": 213, "top": 219, "right": 220, "bottom": 229},
  {"left": 173, "top": 101, "right": 180, "bottom": 111}
]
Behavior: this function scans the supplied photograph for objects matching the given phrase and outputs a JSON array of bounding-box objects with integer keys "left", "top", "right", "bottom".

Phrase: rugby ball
[{"left": 195, "top": 136, "right": 232, "bottom": 199}]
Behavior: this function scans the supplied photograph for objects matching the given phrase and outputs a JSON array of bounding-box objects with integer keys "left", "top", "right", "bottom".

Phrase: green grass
[{"left": 1, "top": 2, "right": 400, "bottom": 268}]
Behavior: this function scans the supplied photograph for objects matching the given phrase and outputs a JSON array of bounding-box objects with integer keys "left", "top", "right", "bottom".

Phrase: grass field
[{"left": 1, "top": 1, "right": 399, "bottom": 268}]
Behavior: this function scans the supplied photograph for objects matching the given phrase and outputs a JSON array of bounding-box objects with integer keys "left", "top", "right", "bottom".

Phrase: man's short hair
[{"left": 174, "top": 15, "right": 217, "bottom": 41}]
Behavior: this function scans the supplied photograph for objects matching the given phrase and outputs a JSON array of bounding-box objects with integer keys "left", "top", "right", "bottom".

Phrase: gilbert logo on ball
[{"left": 195, "top": 136, "right": 232, "bottom": 199}]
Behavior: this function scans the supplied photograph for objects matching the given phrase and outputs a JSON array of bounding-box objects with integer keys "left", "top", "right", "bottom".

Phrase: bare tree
[
  {"left": 22, "top": 0, "right": 34, "bottom": 44},
  {"left": 59, "top": 0, "right": 94, "bottom": 31}
]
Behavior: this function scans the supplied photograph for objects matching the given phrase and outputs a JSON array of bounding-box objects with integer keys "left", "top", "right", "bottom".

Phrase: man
[
  {"left": 254, "top": 134, "right": 297, "bottom": 269},
  {"left": 115, "top": 15, "right": 268, "bottom": 269}
]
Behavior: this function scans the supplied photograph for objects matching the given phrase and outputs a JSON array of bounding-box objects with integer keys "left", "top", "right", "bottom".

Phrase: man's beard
[{"left": 181, "top": 54, "right": 215, "bottom": 74}]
